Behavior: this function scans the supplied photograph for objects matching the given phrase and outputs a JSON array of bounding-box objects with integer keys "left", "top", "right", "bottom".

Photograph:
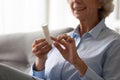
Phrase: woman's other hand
[
  {"left": 51, "top": 34, "right": 78, "bottom": 64},
  {"left": 51, "top": 34, "right": 87, "bottom": 77},
  {"left": 32, "top": 38, "right": 52, "bottom": 71}
]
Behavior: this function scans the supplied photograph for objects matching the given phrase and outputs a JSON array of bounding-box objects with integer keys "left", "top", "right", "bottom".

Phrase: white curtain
[
  {"left": 0, "top": 0, "right": 50, "bottom": 34},
  {"left": 0, "top": 0, "right": 78, "bottom": 35},
  {"left": 48, "top": 0, "right": 79, "bottom": 30},
  {"left": 0, "top": 0, "right": 119, "bottom": 35}
]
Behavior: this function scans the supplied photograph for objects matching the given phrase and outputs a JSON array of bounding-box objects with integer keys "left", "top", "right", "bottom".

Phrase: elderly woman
[
  {"left": 0, "top": 0, "right": 120, "bottom": 80},
  {"left": 32, "top": 0, "right": 120, "bottom": 80}
]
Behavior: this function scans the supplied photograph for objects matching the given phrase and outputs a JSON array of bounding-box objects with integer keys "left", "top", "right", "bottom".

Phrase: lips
[
  {"left": 73, "top": 3, "right": 87, "bottom": 12},
  {"left": 74, "top": 7, "right": 87, "bottom": 11}
]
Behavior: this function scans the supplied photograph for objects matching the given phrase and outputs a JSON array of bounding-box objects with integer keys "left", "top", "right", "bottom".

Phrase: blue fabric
[{"left": 32, "top": 19, "right": 120, "bottom": 80}]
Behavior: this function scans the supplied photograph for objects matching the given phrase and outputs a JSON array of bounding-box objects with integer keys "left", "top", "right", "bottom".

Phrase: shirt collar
[
  {"left": 73, "top": 18, "right": 106, "bottom": 39},
  {"left": 89, "top": 19, "right": 106, "bottom": 39}
]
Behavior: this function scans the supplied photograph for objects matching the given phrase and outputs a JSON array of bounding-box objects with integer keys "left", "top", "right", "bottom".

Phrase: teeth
[
  {"left": 74, "top": 7, "right": 86, "bottom": 11},
  {"left": 73, "top": 3, "right": 86, "bottom": 11}
]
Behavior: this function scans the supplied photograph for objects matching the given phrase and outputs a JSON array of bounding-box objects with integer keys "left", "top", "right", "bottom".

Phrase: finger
[
  {"left": 57, "top": 34, "right": 68, "bottom": 41},
  {"left": 32, "top": 38, "right": 46, "bottom": 47},
  {"left": 32, "top": 47, "right": 37, "bottom": 53},
  {"left": 35, "top": 50, "right": 46, "bottom": 58},
  {"left": 54, "top": 42, "right": 64, "bottom": 53},
  {"left": 59, "top": 39, "right": 68, "bottom": 48},
  {"left": 51, "top": 36, "right": 57, "bottom": 41},
  {"left": 57, "top": 35, "right": 73, "bottom": 48},
  {"left": 35, "top": 40, "right": 48, "bottom": 50},
  {"left": 67, "top": 36, "right": 74, "bottom": 43},
  {"left": 32, "top": 40, "right": 48, "bottom": 53},
  {"left": 35, "top": 45, "right": 52, "bottom": 57},
  {"left": 32, "top": 49, "right": 41, "bottom": 55},
  {"left": 42, "top": 44, "right": 52, "bottom": 53}
]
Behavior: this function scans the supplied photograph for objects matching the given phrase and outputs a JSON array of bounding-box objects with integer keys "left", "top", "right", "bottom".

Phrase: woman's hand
[
  {"left": 51, "top": 34, "right": 78, "bottom": 64},
  {"left": 32, "top": 38, "right": 52, "bottom": 71},
  {"left": 51, "top": 34, "right": 87, "bottom": 77}
]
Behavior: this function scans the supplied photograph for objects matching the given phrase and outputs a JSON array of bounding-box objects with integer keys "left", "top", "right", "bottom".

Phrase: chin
[{"left": 74, "top": 15, "right": 84, "bottom": 21}]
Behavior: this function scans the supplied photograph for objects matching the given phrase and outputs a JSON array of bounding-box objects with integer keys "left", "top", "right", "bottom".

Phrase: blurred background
[{"left": 0, "top": 0, "right": 120, "bottom": 35}]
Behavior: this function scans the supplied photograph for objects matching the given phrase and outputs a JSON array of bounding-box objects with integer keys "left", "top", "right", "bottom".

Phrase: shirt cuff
[
  {"left": 33, "top": 69, "right": 45, "bottom": 79},
  {"left": 32, "top": 63, "right": 45, "bottom": 79},
  {"left": 80, "top": 67, "right": 103, "bottom": 80}
]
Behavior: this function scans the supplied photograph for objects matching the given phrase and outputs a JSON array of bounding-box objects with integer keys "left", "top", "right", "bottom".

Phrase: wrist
[
  {"left": 73, "top": 57, "right": 88, "bottom": 77},
  {"left": 34, "top": 57, "right": 46, "bottom": 71}
]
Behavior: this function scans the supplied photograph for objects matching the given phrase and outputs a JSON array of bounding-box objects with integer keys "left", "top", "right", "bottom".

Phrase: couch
[{"left": 0, "top": 27, "right": 73, "bottom": 74}]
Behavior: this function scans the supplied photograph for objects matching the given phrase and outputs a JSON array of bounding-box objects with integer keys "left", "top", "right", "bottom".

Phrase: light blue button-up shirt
[{"left": 32, "top": 19, "right": 120, "bottom": 80}]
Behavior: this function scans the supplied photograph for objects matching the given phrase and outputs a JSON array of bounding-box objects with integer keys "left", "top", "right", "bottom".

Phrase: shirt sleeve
[
  {"left": 80, "top": 67, "right": 104, "bottom": 80},
  {"left": 30, "top": 63, "right": 45, "bottom": 80},
  {"left": 102, "top": 39, "right": 120, "bottom": 80},
  {"left": 81, "top": 39, "right": 120, "bottom": 80}
]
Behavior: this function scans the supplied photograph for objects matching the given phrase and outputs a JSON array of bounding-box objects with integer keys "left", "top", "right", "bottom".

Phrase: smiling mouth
[{"left": 74, "top": 7, "right": 87, "bottom": 12}]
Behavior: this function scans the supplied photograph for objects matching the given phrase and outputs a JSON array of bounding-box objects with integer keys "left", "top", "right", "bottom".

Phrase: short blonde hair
[{"left": 98, "top": 0, "right": 114, "bottom": 18}]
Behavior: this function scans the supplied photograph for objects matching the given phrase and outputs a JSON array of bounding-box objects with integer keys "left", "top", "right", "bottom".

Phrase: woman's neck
[{"left": 79, "top": 17, "right": 100, "bottom": 36}]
